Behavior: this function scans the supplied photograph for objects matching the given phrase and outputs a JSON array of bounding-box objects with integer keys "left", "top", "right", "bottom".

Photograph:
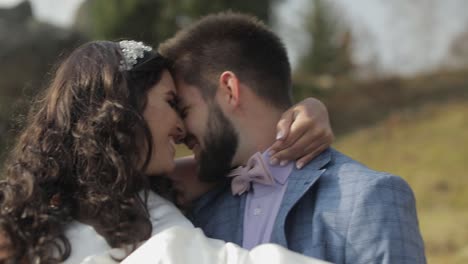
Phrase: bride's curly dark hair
[{"left": 0, "top": 41, "right": 169, "bottom": 263}]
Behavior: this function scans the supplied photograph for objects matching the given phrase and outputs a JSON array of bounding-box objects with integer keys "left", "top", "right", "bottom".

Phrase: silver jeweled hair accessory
[{"left": 119, "top": 40, "right": 153, "bottom": 71}]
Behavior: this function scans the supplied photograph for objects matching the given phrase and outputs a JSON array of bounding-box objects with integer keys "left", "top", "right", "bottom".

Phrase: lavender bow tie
[{"left": 227, "top": 152, "right": 275, "bottom": 195}]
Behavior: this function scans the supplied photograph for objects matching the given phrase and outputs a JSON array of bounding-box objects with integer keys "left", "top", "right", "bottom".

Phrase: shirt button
[{"left": 254, "top": 208, "right": 262, "bottom": 215}]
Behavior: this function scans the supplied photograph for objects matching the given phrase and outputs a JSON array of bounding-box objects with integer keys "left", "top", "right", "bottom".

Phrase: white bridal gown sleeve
[
  {"left": 120, "top": 226, "right": 330, "bottom": 264},
  {"left": 67, "top": 191, "right": 192, "bottom": 263},
  {"left": 81, "top": 192, "right": 330, "bottom": 264}
]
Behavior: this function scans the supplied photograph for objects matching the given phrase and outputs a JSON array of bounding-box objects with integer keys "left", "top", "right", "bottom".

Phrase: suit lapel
[
  {"left": 189, "top": 183, "right": 246, "bottom": 245},
  {"left": 235, "top": 193, "right": 247, "bottom": 245},
  {"left": 270, "top": 149, "right": 332, "bottom": 247},
  {"left": 212, "top": 188, "right": 247, "bottom": 245}
]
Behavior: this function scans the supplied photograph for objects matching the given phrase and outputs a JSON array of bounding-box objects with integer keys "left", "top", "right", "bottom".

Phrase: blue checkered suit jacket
[{"left": 188, "top": 148, "right": 426, "bottom": 264}]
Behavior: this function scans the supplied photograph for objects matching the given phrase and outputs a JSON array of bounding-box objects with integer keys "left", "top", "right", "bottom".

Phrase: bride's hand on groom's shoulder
[{"left": 269, "top": 97, "right": 334, "bottom": 169}]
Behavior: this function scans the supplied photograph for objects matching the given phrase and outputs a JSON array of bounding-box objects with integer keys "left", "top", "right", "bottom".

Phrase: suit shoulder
[
  {"left": 327, "top": 149, "right": 407, "bottom": 182},
  {"left": 314, "top": 149, "right": 416, "bottom": 200}
]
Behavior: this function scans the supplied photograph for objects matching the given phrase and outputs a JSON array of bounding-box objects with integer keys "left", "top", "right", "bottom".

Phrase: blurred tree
[
  {"left": 75, "top": 0, "right": 175, "bottom": 45},
  {"left": 182, "top": 0, "right": 273, "bottom": 23},
  {"left": 448, "top": 29, "right": 468, "bottom": 68},
  {"left": 298, "top": 0, "right": 353, "bottom": 77},
  {"left": 0, "top": 1, "right": 85, "bottom": 171},
  {"left": 74, "top": 0, "right": 284, "bottom": 47},
  {"left": 381, "top": 0, "right": 438, "bottom": 73}
]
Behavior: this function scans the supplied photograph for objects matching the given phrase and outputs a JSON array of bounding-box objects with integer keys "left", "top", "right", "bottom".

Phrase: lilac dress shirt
[{"left": 242, "top": 149, "right": 293, "bottom": 250}]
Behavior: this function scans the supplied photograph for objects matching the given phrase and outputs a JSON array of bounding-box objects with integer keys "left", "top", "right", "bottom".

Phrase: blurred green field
[{"left": 334, "top": 101, "right": 468, "bottom": 264}]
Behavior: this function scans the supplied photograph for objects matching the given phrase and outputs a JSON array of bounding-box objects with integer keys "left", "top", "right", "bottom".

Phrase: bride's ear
[{"left": 218, "top": 71, "right": 240, "bottom": 108}]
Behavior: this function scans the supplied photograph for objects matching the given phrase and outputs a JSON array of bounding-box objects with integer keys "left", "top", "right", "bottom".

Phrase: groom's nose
[{"left": 173, "top": 119, "right": 186, "bottom": 144}]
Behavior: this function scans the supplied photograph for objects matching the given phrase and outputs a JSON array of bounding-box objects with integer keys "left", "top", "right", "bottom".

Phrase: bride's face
[{"left": 141, "top": 70, "right": 185, "bottom": 175}]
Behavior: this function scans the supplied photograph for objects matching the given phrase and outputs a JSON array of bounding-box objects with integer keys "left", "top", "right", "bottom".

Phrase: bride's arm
[
  {"left": 80, "top": 193, "right": 329, "bottom": 264},
  {"left": 120, "top": 226, "right": 330, "bottom": 264}
]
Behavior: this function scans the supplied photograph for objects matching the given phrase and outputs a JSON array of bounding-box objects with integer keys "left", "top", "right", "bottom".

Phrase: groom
[{"left": 160, "top": 12, "right": 426, "bottom": 263}]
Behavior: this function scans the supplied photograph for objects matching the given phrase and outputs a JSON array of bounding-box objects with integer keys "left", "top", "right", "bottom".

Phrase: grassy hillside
[
  {"left": 294, "top": 69, "right": 468, "bottom": 137},
  {"left": 334, "top": 100, "right": 468, "bottom": 264}
]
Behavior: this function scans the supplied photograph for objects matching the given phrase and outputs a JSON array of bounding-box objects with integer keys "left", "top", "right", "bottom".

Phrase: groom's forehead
[{"left": 175, "top": 82, "right": 205, "bottom": 106}]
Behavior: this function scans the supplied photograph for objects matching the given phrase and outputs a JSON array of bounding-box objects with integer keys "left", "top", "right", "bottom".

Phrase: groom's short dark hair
[{"left": 159, "top": 12, "right": 293, "bottom": 109}]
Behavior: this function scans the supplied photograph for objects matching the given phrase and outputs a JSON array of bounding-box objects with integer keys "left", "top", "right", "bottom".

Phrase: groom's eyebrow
[{"left": 176, "top": 95, "right": 187, "bottom": 107}]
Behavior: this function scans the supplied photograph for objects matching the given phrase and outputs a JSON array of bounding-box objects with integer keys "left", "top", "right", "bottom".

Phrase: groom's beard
[{"left": 197, "top": 104, "right": 238, "bottom": 182}]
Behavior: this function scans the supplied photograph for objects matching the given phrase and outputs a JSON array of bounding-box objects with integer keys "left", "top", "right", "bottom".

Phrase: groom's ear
[{"left": 218, "top": 71, "right": 240, "bottom": 108}]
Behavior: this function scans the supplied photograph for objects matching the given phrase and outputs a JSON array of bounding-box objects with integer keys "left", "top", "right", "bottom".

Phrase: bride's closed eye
[
  {"left": 167, "top": 95, "right": 187, "bottom": 119},
  {"left": 167, "top": 98, "right": 178, "bottom": 110},
  {"left": 165, "top": 90, "right": 179, "bottom": 110}
]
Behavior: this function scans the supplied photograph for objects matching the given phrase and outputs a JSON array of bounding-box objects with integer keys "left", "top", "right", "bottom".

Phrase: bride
[{"left": 0, "top": 40, "right": 332, "bottom": 263}]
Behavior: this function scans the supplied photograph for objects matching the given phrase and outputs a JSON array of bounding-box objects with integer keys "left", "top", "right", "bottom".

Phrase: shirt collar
[{"left": 258, "top": 146, "right": 293, "bottom": 185}]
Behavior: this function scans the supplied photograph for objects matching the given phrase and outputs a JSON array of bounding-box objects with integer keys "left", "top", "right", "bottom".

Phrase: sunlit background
[{"left": 1, "top": 1, "right": 467, "bottom": 263}]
